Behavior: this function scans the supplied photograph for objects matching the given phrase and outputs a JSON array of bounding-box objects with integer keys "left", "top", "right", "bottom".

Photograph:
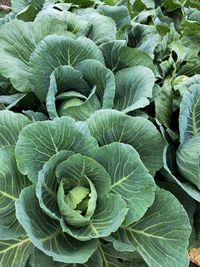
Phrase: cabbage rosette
[
  {"left": 0, "top": 110, "right": 191, "bottom": 266},
  {"left": 15, "top": 113, "right": 157, "bottom": 263}
]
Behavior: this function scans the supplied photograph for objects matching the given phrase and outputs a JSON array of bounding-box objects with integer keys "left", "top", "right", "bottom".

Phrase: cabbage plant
[
  {"left": 0, "top": 0, "right": 199, "bottom": 266},
  {"left": 0, "top": 110, "right": 191, "bottom": 267}
]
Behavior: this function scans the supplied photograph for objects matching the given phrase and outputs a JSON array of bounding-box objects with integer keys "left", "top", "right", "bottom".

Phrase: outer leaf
[
  {"left": 0, "top": 19, "right": 75, "bottom": 93},
  {"left": 11, "top": 0, "right": 45, "bottom": 13},
  {"left": 179, "top": 84, "right": 200, "bottom": 143},
  {"left": 16, "top": 116, "right": 98, "bottom": 182},
  {"left": 173, "top": 74, "right": 200, "bottom": 96},
  {"left": 61, "top": 193, "right": 127, "bottom": 241},
  {"left": 114, "top": 66, "right": 155, "bottom": 113},
  {"left": 161, "top": 146, "right": 200, "bottom": 202},
  {"left": 0, "top": 238, "right": 33, "bottom": 267},
  {"left": 15, "top": 186, "right": 97, "bottom": 264},
  {"left": 97, "top": 242, "right": 124, "bottom": 267},
  {"left": 35, "top": 7, "right": 89, "bottom": 33},
  {"left": 100, "top": 41, "right": 155, "bottom": 72},
  {"left": 161, "top": 166, "right": 200, "bottom": 202},
  {"left": 0, "top": 110, "right": 30, "bottom": 148},
  {"left": 126, "top": 23, "right": 160, "bottom": 58},
  {"left": 98, "top": 5, "right": 131, "bottom": 29},
  {"left": 179, "top": 57, "right": 200, "bottom": 76},
  {"left": 162, "top": 0, "right": 186, "bottom": 11},
  {"left": 0, "top": 13, "right": 15, "bottom": 28},
  {"left": 22, "top": 111, "right": 48, "bottom": 122},
  {"left": 155, "top": 78, "right": 173, "bottom": 127},
  {"left": 104, "top": 228, "right": 136, "bottom": 252},
  {"left": 122, "top": 188, "right": 191, "bottom": 267},
  {"left": 29, "top": 248, "right": 102, "bottom": 267},
  {"left": 0, "top": 93, "right": 27, "bottom": 110},
  {"left": 62, "top": 0, "right": 94, "bottom": 7},
  {"left": 29, "top": 35, "right": 104, "bottom": 101},
  {"left": 87, "top": 110, "right": 165, "bottom": 176},
  {"left": 35, "top": 8, "right": 89, "bottom": 36},
  {"left": 29, "top": 248, "right": 68, "bottom": 267},
  {"left": 16, "top": 5, "right": 38, "bottom": 22},
  {"left": 81, "top": 13, "right": 116, "bottom": 45},
  {"left": 0, "top": 146, "right": 30, "bottom": 239},
  {"left": 97, "top": 243, "right": 146, "bottom": 267},
  {"left": 177, "top": 136, "right": 200, "bottom": 189},
  {"left": 93, "top": 143, "right": 155, "bottom": 225}
]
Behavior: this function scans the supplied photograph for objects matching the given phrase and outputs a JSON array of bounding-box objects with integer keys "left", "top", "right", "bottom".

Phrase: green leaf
[
  {"left": 16, "top": 185, "right": 97, "bottom": 264},
  {"left": 35, "top": 8, "right": 89, "bottom": 37},
  {"left": 179, "top": 56, "right": 200, "bottom": 76},
  {"left": 64, "top": 186, "right": 90, "bottom": 210},
  {"left": 36, "top": 151, "right": 74, "bottom": 220},
  {"left": 57, "top": 89, "right": 101, "bottom": 121},
  {"left": 0, "top": 93, "right": 27, "bottom": 110},
  {"left": 61, "top": 193, "right": 127, "bottom": 241},
  {"left": 98, "top": 242, "right": 124, "bottom": 267},
  {"left": 98, "top": 5, "right": 131, "bottom": 29},
  {"left": 126, "top": 23, "right": 160, "bottom": 58},
  {"left": 56, "top": 154, "right": 111, "bottom": 196},
  {"left": 93, "top": 143, "right": 155, "bottom": 225},
  {"left": 81, "top": 13, "right": 116, "bottom": 45},
  {"left": 100, "top": 41, "right": 155, "bottom": 72},
  {"left": 29, "top": 35, "right": 104, "bottom": 101},
  {"left": 193, "top": 204, "right": 200, "bottom": 245},
  {"left": 0, "top": 12, "right": 15, "bottom": 28},
  {"left": 46, "top": 59, "right": 113, "bottom": 119},
  {"left": 0, "top": 110, "right": 30, "bottom": 148},
  {"left": 75, "top": 59, "right": 116, "bottom": 109},
  {"left": 11, "top": 0, "right": 45, "bottom": 13},
  {"left": 0, "top": 146, "right": 30, "bottom": 239},
  {"left": 168, "top": 40, "right": 188, "bottom": 64},
  {"left": 121, "top": 188, "right": 191, "bottom": 267},
  {"left": 16, "top": 116, "right": 98, "bottom": 182},
  {"left": 162, "top": 0, "right": 186, "bottom": 11},
  {"left": 155, "top": 78, "right": 173, "bottom": 127},
  {"left": 177, "top": 136, "right": 200, "bottom": 189},
  {"left": 87, "top": 110, "right": 165, "bottom": 176},
  {"left": 179, "top": 84, "right": 200, "bottom": 143},
  {"left": 22, "top": 111, "right": 48, "bottom": 122},
  {"left": 114, "top": 66, "right": 155, "bottom": 113},
  {"left": 161, "top": 166, "right": 200, "bottom": 203},
  {"left": 157, "top": 181, "right": 197, "bottom": 227},
  {"left": 104, "top": 227, "right": 136, "bottom": 253},
  {"left": 0, "top": 18, "right": 75, "bottom": 93},
  {"left": 46, "top": 65, "right": 90, "bottom": 119},
  {"left": 0, "top": 238, "right": 33, "bottom": 267},
  {"left": 61, "top": 0, "right": 94, "bottom": 7},
  {"left": 0, "top": 8, "right": 92, "bottom": 93},
  {"left": 161, "top": 146, "right": 200, "bottom": 202},
  {"left": 57, "top": 177, "right": 97, "bottom": 227},
  {"left": 173, "top": 74, "right": 200, "bottom": 96},
  {"left": 29, "top": 248, "right": 68, "bottom": 267},
  {"left": 16, "top": 5, "right": 38, "bottom": 22},
  {"left": 29, "top": 248, "right": 102, "bottom": 267},
  {"left": 97, "top": 242, "right": 146, "bottom": 267}
]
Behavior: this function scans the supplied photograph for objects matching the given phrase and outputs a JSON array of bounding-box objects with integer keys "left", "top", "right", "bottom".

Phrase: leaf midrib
[
  {"left": 192, "top": 97, "right": 200, "bottom": 135},
  {"left": 0, "top": 238, "right": 29, "bottom": 254}
]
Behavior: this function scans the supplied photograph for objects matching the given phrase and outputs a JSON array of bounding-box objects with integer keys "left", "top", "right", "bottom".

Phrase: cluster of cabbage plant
[{"left": 0, "top": 0, "right": 199, "bottom": 267}]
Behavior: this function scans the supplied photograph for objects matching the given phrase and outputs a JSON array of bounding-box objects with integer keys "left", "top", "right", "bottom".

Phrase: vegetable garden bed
[{"left": 0, "top": 0, "right": 199, "bottom": 266}]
